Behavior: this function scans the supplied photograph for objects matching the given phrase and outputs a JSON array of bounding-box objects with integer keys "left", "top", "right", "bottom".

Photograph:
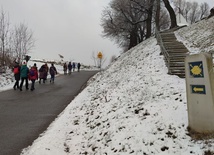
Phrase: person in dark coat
[
  {"left": 19, "top": 61, "right": 29, "bottom": 91},
  {"left": 63, "top": 63, "right": 67, "bottom": 75},
  {"left": 39, "top": 64, "right": 47, "bottom": 84},
  {"left": 72, "top": 62, "right": 76, "bottom": 72},
  {"left": 49, "top": 63, "right": 57, "bottom": 83},
  {"left": 28, "top": 63, "right": 38, "bottom": 91},
  {"left": 77, "top": 62, "right": 81, "bottom": 72},
  {"left": 44, "top": 63, "right": 49, "bottom": 80},
  {"left": 13, "top": 62, "right": 21, "bottom": 90},
  {"left": 68, "top": 62, "right": 72, "bottom": 75}
]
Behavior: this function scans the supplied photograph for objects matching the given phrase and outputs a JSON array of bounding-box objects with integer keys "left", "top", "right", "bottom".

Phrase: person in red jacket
[
  {"left": 13, "top": 61, "right": 21, "bottom": 90},
  {"left": 28, "top": 63, "right": 38, "bottom": 91}
]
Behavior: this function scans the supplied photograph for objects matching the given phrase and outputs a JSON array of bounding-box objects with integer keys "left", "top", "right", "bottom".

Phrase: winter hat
[{"left": 34, "top": 63, "right": 37, "bottom": 67}]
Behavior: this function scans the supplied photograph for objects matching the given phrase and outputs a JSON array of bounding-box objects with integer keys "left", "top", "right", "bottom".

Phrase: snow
[
  {"left": 0, "top": 17, "right": 214, "bottom": 155},
  {"left": 176, "top": 13, "right": 189, "bottom": 26}
]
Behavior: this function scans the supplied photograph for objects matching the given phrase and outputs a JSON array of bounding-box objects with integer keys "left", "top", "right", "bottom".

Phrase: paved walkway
[{"left": 0, "top": 71, "right": 98, "bottom": 155}]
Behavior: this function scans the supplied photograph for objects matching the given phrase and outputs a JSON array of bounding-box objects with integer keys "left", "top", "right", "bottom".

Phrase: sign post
[
  {"left": 185, "top": 53, "right": 214, "bottom": 133},
  {"left": 97, "top": 52, "right": 103, "bottom": 70}
]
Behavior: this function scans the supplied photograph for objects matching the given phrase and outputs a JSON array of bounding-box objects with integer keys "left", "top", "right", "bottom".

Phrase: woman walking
[
  {"left": 28, "top": 63, "right": 38, "bottom": 91},
  {"left": 13, "top": 62, "right": 21, "bottom": 90}
]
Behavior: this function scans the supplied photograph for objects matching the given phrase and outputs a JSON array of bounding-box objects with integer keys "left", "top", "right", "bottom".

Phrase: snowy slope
[
  {"left": 17, "top": 17, "right": 214, "bottom": 155},
  {"left": 175, "top": 17, "right": 214, "bottom": 54}
]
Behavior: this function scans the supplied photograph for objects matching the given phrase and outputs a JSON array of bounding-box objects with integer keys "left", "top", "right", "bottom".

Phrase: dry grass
[
  {"left": 187, "top": 126, "right": 214, "bottom": 140},
  {"left": 204, "top": 150, "right": 214, "bottom": 155}
]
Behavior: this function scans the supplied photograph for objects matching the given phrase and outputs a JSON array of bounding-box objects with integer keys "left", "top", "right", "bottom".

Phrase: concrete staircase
[{"left": 158, "top": 29, "right": 189, "bottom": 78}]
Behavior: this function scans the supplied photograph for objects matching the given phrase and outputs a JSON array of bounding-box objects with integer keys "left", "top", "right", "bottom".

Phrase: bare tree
[
  {"left": 173, "top": 0, "right": 186, "bottom": 15},
  {"left": 91, "top": 51, "right": 97, "bottom": 67},
  {"left": 101, "top": 0, "right": 156, "bottom": 50},
  {"left": 173, "top": 0, "right": 210, "bottom": 23},
  {"left": 159, "top": 5, "right": 170, "bottom": 30},
  {"left": 183, "top": 1, "right": 192, "bottom": 22},
  {"left": 188, "top": 2, "right": 200, "bottom": 24},
  {"left": 11, "top": 23, "right": 35, "bottom": 63},
  {"left": 200, "top": 2, "right": 210, "bottom": 19},
  {"left": 0, "top": 9, "right": 10, "bottom": 67},
  {"left": 162, "top": 0, "right": 177, "bottom": 29}
]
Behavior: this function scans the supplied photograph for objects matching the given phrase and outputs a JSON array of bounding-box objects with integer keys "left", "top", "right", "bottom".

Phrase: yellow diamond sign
[{"left": 97, "top": 52, "right": 103, "bottom": 59}]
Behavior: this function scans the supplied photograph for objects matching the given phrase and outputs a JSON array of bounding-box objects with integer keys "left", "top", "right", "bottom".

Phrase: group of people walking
[
  {"left": 63, "top": 62, "right": 81, "bottom": 75},
  {"left": 13, "top": 62, "right": 57, "bottom": 91}
]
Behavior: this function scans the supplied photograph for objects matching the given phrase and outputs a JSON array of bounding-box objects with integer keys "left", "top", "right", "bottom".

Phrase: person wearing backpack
[
  {"left": 49, "top": 63, "right": 57, "bottom": 83},
  {"left": 19, "top": 61, "right": 29, "bottom": 91},
  {"left": 28, "top": 63, "right": 38, "bottom": 91},
  {"left": 13, "top": 62, "right": 21, "bottom": 90}
]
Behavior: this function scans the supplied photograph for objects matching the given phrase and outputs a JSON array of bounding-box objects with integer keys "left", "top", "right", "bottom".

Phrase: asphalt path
[{"left": 0, "top": 70, "right": 98, "bottom": 155}]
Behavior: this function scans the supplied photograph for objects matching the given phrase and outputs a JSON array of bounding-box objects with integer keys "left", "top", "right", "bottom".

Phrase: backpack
[
  {"left": 39, "top": 67, "right": 43, "bottom": 72},
  {"left": 29, "top": 69, "right": 35, "bottom": 76},
  {"left": 13, "top": 67, "right": 19, "bottom": 74}
]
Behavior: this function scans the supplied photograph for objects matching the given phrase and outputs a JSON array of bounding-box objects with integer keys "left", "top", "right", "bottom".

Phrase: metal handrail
[{"left": 155, "top": 27, "right": 171, "bottom": 73}]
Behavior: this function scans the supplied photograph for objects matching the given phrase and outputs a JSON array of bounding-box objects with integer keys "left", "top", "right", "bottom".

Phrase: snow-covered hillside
[
  {"left": 175, "top": 17, "right": 214, "bottom": 54},
  {"left": 14, "top": 17, "right": 214, "bottom": 155}
]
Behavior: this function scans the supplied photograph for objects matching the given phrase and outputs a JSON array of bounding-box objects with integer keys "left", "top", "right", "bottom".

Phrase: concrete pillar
[{"left": 185, "top": 53, "right": 214, "bottom": 133}]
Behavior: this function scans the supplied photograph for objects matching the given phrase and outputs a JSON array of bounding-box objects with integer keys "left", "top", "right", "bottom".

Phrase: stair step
[
  {"left": 162, "top": 38, "right": 177, "bottom": 41},
  {"left": 169, "top": 64, "right": 185, "bottom": 67},
  {"left": 167, "top": 50, "right": 187, "bottom": 53},
  {"left": 169, "top": 59, "right": 185, "bottom": 62},
  {"left": 165, "top": 47, "right": 188, "bottom": 50},
  {"left": 167, "top": 49, "right": 188, "bottom": 52},
  {"left": 161, "top": 36, "right": 176, "bottom": 38},
  {"left": 170, "top": 54, "right": 186, "bottom": 57},
  {"left": 165, "top": 45, "right": 187, "bottom": 48},
  {"left": 169, "top": 62, "right": 185, "bottom": 65},
  {"left": 170, "top": 56, "right": 186, "bottom": 58},
  {"left": 169, "top": 66, "right": 185, "bottom": 69},
  {"left": 167, "top": 52, "right": 188, "bottom": 55},
  {"left": 164, "top": 42, "right": 185, "bottom": 45}
]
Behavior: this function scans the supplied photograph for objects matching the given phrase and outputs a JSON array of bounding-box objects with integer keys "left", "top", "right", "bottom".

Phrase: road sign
[
  {"left": 189, "top": 61, "right": 204, "bottom": 78},
  {"left": 191, "top": 85, "right": 206, "bottom": 94},
  {"left": 97, "top": 52, "right": 103, "bottom": 59}
]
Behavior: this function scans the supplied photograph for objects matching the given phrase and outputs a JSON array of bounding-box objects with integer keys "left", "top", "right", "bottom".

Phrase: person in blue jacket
[{"left": 19, "top": 61, "right": 29, "bottom": 91}]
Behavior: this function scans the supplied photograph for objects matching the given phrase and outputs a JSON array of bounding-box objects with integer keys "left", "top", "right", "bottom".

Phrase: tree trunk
[
  {"left": 155, "top": 0, "right": 160, "bottom": 31},
  {"left": 162, "top": 0, "right": 178, "bottom": 29},
  {"left": 128, "top": 27, "right": 138, "bottom": 49},
  {"left": 146, "top": 3, "right": 153, "bottom": 38}
]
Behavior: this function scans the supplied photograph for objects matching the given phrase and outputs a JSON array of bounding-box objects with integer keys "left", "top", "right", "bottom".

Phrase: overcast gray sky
[
  {"left": 0, "top": 0, "right": 120, "bottom": 66},
  {"left": 0, "top": 0, "right": 213, "bottom": 66}
]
